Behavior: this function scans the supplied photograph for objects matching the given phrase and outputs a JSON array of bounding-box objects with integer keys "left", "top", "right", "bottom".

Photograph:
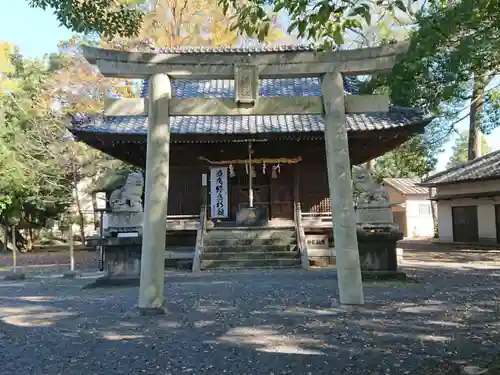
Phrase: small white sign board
[
  {"left": 305, "top": 234, "right": 329, "bottom": 249},
  {"left": 117, "top": 232, "right": 139, "bottom": 238}
]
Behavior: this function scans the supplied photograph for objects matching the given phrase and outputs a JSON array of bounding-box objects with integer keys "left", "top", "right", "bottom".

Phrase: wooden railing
[
  {"left": 294, "top": 202, "right": 310, "bottom": 269},
  {"left": 300, "top": 212, "right": 333, "bottom": 228},
  {"left": 166, "top": 214, "right": 200, "bottom": 230},
  {"left": 167, "top": 214, "right": 200, "bottom": 220},
  {"left": 191, "top": 205, "right": 207, "bottom": 272}
]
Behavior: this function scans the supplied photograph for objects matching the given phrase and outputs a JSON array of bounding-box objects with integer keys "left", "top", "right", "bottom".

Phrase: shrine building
[{"left": 68, "top": 44, "right": 432, "bottom": 271}]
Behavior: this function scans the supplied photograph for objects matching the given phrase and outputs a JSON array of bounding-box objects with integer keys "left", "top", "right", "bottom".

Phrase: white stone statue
[
  {"left": 109, "top": 172, "right": 144, "bottom": 212},
  {"left": 352, "top": 165, "right": 389, "bottom": 206},
  {"left": 107, "top": 172, "right": 144, "bottom": 233}
]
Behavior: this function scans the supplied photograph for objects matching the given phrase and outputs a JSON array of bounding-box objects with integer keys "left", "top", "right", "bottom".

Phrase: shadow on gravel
[{"left": 0, "top": 267, "right": 500, "bottom": 374}]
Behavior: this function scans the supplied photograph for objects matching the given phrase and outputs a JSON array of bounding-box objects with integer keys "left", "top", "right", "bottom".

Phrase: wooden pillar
[
  {"left": 321, "top": 71, "right": 364, "bottom": 305},
  {"left": 201, "top": 172, "right": 208, "bottom": 208},
  {"left": 293, "top": 163, "right": 300, "bottom": 204},
  {"left": 138, "top": 73, "right": 172, "bottom": 314}
]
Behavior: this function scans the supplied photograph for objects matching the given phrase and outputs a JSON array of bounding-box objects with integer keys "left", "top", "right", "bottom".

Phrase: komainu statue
[
  {"left": 352, "top": 165, "right": 389, "bottom": 205},
  {"left": 109, "top": 172, "right": 144, "bottom": 212},
  {"left": 107, "top": 172, "right": 144, "bottom": 233}
]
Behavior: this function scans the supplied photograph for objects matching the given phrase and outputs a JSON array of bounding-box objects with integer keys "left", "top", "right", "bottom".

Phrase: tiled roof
[
  {"left": 73, "top": 77, "right": 430, "bottom": 136},
  {"left": 421, "top": 150, "right": 500, "bottom": 186},
  {"left": 138, "top": 77, "right": 359, "bottom": 98},
  {"left": 383, "top": 178, "right": 429, "bottom": 195},
  {"left": 70, "top": 107, "right": 428, "bottom": 135},
  {"left": 151, "top": 44, "right": 317, "bottom": 54}
]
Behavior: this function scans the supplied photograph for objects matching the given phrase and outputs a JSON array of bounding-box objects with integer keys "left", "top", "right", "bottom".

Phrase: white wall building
[
  {"left": 421, "top": 150, "right": 500, "bottom": 244},
  {"left": 382, "top": 178, "right": 434, "bottom": 238}
]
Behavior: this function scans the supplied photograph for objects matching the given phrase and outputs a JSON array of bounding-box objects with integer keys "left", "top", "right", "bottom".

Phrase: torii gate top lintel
[{"left": 81, "top": 42, "right": 409, "bottom": 80}]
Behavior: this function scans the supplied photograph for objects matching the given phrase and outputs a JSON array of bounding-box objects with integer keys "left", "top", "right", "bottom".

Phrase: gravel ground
[
  {"left": 0, "top": 250, "right": 98, "bottom": 275},
  {"left": 1, "top": 248, "right": 500, "bottom": 375}
]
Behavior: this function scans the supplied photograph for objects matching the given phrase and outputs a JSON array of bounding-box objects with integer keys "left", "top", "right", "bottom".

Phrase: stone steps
[
  {"left": 200, "top": 228, "right": 300, "bottom": 270},
  {"left": 203, "top": 244, "right": 297, "bottom": 254},
  {"left": 203, "top": 238, "right": 296, "bottom": 247},
  {"left": 202, "top": 251, "right": 299, "bottom": 261},
  {"left": 203, "top": 229, "right": 295, "bottom": 240},
  {"left": 201, "top": 258, "right": 301, "bottom": 270}
]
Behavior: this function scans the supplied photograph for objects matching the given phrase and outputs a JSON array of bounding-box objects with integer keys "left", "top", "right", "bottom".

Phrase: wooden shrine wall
[
  {"left": 297, "top": 162, "right": 331, "bottom": 213},
  {"left": 154, "top": 136, "right": 390, "bottom": 217},
  {"left": 166, "top": 141, "right": 335, "bottom": 217},
  {"left": 167, "top": 166, "right": 203, "bottom": 216}
]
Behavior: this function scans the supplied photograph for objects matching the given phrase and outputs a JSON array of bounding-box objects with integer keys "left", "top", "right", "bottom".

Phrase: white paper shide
[{"left": 210, "top": 167, "right": 228, "bottom": 218}]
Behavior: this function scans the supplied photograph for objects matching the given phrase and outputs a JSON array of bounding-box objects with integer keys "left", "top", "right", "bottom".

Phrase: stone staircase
[{"left": 200, "top": 227, "right": 301, "bottom": 270}]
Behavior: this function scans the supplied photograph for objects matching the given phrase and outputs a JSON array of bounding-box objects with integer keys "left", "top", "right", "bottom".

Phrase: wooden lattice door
[{"left": 452, "top": 206, "right": 479, "bottom": 243}]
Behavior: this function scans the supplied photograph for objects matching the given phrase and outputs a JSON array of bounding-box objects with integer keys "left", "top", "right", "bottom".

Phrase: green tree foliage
[
  {"left": 446, "top": 132, "right": 492, "bottom": 169},
  {"left": 41, "top": 36, "right": 137, "bottom": 241},
  {"left": 217, "top": 0, "right": 427, "bottom": 47},
  {"left": 29, "top": 0, "right": 145, "bottom": 39},
  {"left": 29, "top": 0, "right": 287, "bottom": 47},
  {"left": 338, "top": 8, "right": 438, "bottom": 181},
  {"left": 100, "top": 0, "right": 287, "bottom": 51},
  {"left": 357, "top": 61, "right": 438, "bottom": 181},
  {"left": 387, "top": 0, "right": 500, "bottom": 159},
  {"left": 28, "top": 0, "right": 430, "bottom": 48},
  {"left": 0, "top": 39, "right": 134, "bottom": 248},
  {"left": 372, "top": 136, "right": 438, "bottom": 182},
  {"left": 0, "top": 49, "right": 73, "bottom": 235}
]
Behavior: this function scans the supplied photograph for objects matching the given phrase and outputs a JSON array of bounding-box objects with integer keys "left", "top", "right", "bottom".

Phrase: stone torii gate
[{"left": 82, "top": 43, "right": 409, "bottom": 313}]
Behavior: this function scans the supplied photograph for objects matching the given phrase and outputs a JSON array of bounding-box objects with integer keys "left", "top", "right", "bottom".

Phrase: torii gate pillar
[
  {"left": 322, "top": 71, "right": 364, "bottom": 305},
  {"left": 138, "top": 73, "right": 171, "bottom": 314}
]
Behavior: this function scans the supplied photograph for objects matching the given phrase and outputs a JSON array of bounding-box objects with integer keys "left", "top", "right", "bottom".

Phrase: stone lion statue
[
  {"left": 352, "top": 165, "right": 389, "bottom": 205},
  {"left": 109, "top": 172, "right": 144, "bottom": 212}
]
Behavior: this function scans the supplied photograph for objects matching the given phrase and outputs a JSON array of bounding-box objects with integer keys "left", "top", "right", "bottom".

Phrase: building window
[{"left": 418, "top": 204, "right": 431, "bottom": 217}]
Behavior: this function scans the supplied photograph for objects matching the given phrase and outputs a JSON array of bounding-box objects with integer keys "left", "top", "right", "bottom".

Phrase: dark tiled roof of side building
[
  {"left": 383, "top": 178, "right": 430, "bottom": 195},
  {"left": 420, "top": 150, "right": 500, "bottom": 186}
]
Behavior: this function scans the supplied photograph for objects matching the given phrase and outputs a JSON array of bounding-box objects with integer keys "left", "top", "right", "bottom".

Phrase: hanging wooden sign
[{"left": 210, "top": 167, "right": 228, "bottom": 218}]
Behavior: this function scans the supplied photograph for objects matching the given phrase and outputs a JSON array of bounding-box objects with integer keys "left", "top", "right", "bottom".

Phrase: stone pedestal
[
  {"left": 355, "top": 204, "right": 405, "bottom": 280},
  {"left": 87, "top": 237, "right": 142, "bottom": 288},
  {"left": 357, "top": 230, "right": 403, "bottom": 272},
  {"left": 356, "top": 204, "right": 394, "bottom": 224},
  {"left": 107, "top": 211, "right": 144, "bottom": 236}
]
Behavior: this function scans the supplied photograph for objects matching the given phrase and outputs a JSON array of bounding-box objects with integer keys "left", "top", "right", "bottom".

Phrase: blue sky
[
  {"left": 0, "top": 2, "right": 72, "bottom": 57},
  {"left": 1, "top": 1, "right": 499, "bottom": 172}
]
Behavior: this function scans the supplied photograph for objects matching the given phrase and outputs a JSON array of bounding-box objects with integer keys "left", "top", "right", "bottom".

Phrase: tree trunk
[
  {"left": 68, "top": 223, "right": 75, "bottom": 271},
  {"left": 73, "top": 185, "right": 86, "bottom": 244},
  {"left": 27, "top": 214, "right": 33, "bottom": 251},
  {"left": 468, "top": 73, "right": 485, "bottom": 161},
  {"left": 11, "top": 225, "right": 17, "bottom": 273},
  {"left": 429, "top": 188, "right": 438, "bottom": 238},
  {"left": 91, "top": 192, "right": 99, "bottom": 230},
  {"left": 2, "top": 223, "right": 8, "bottom": 252},
  {"left": 27, "top": 228, "right": 33, "bottom": 252}
]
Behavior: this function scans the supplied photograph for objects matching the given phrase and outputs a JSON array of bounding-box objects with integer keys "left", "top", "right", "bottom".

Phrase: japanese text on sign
[{"left": 210, "top": 167, "right": 228, "bottom": 218}]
